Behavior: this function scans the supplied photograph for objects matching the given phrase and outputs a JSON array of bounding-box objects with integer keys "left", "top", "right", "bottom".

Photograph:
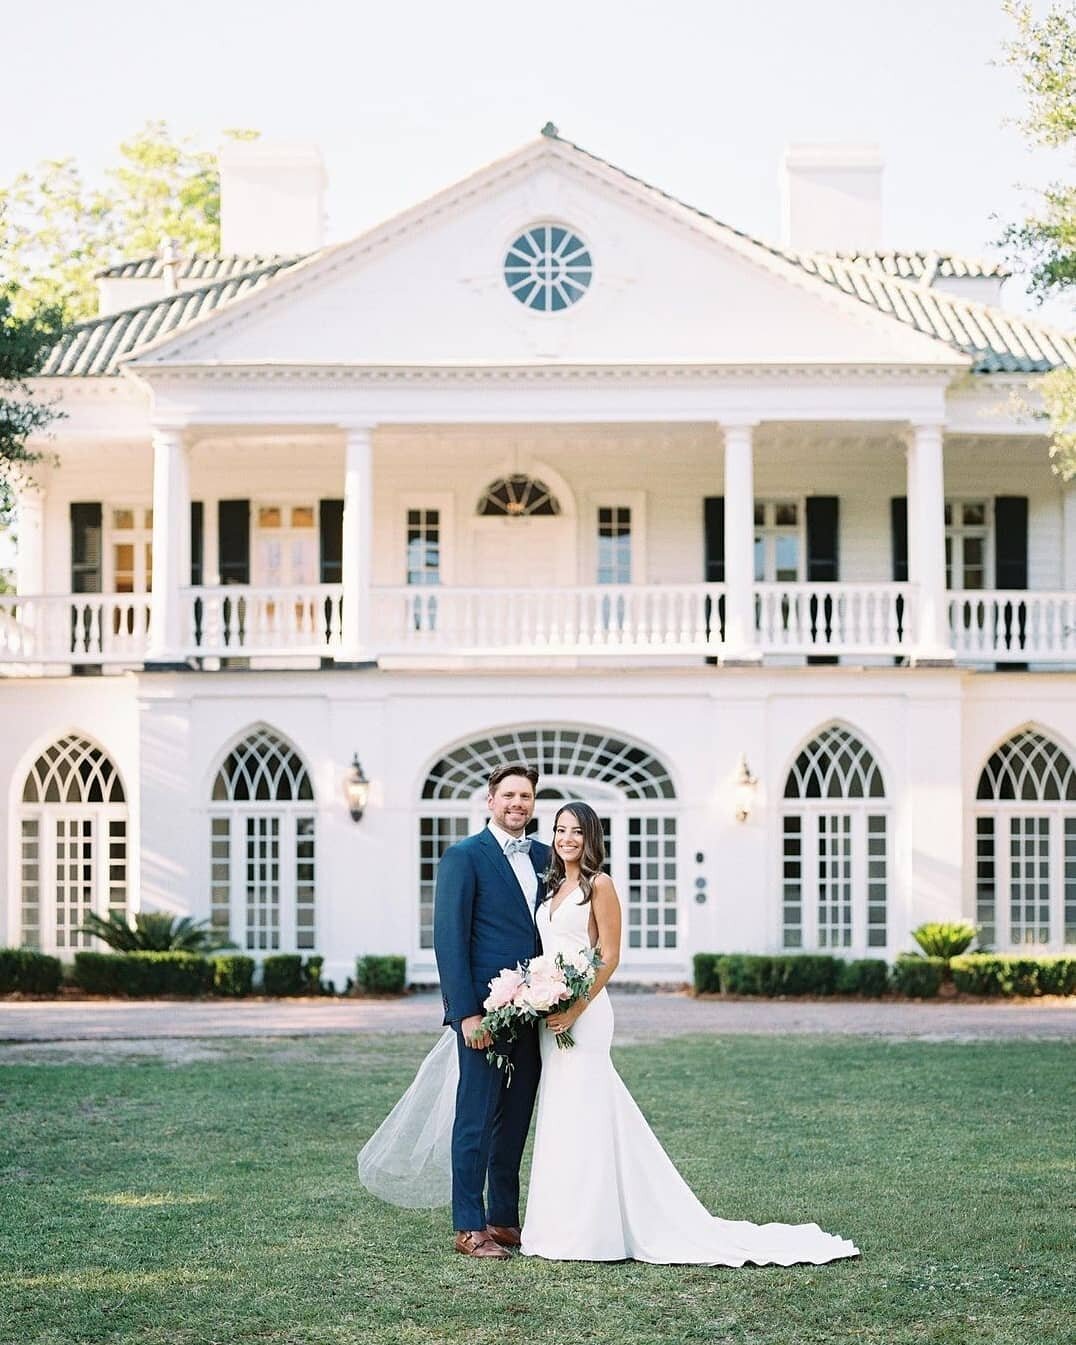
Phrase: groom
[{"left": 433, "top": 762, "right": 548, "bottom": 1259}]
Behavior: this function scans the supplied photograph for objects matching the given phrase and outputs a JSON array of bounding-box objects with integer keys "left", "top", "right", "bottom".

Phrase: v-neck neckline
[{"left": 547, "top": 882, "right": 582, "bottom": 921}]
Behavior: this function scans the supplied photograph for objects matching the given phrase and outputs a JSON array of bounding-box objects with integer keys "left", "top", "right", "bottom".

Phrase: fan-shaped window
[
  {"left": 18, "top": 734, "right": 127, "bottom": 953},
  {"left": 781, "top": 725, "right": 888, "bottom": 953},
  {"left": 503, "top": 224, "right": 592, "bottom": 311},
  {"left": 23, "top": 735, "right": 125, "bottom": 805},
  {"left": 209, "top": 729, "right": 316, "bottom": 954},
  {"left": 419, "top": 726, "right": 677, "bottom": 956},
  {"left": 784, "top": 725, "right": 885, "bottom": 800},
  {"left": 477, "top": 476, "right": 561, "bottom": 518},
  {"left": 974, "top": 728, "right": 1076, "bottom": 950},
  {"left": 212, "top": 728, "right": 313, "bottom": 803},
  {"left": 423, "top": 727, "right": 674, "bottom": 801},
  {"left": 976, "top": 729, "right": 1076, "bottom": 802}
]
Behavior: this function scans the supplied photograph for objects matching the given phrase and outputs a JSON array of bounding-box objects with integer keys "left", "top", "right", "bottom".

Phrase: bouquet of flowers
[{"left": 474, "top": 946, "right": 603, "bottom": 1083}]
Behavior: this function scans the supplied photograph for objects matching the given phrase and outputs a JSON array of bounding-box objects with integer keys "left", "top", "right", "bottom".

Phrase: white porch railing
[
  {"left": 754, "top": 583, "right": 912, "bottom": 656},
  {"left": 948, "top": 590, "right": 1076, "bottom": 662},
  {"left": 0, "top": 593, "right": 152, "bottom": 665},
  {"left": 183, "top": 586, "right": 344, "bottom": 657},
  {"left": 373, "top": 583, "right": 726, "bottom": 655}
]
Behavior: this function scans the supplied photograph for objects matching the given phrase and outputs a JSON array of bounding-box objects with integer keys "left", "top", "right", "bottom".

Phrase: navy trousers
[{"left": 450, "top": 1021, "right": 540, "bottom": 1232}]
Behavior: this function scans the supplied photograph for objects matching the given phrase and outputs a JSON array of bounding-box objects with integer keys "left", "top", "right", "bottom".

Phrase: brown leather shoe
[
  {"left": 454, "top": 1229, "right": 510, "bottom": 1259},
  {"left": 486, "top": 1223, "right": 522, "bottom": 1249}
]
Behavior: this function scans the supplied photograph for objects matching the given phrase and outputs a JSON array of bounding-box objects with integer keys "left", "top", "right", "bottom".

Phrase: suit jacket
[{"left": 433, "top": 827, "right": 549, "bottom": 1026}]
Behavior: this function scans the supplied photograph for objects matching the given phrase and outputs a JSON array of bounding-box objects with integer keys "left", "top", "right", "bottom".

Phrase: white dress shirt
[{"left": 487, "top": 820, "right": 539, "bottom": 909}]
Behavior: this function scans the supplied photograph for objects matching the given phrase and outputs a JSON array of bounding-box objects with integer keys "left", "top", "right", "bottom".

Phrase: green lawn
[{"left": 1, "top": 1034, "right": 1073, "bottom": 1345}]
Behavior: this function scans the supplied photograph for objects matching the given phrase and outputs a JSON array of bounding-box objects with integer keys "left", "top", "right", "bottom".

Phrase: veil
[{"left": 356, "top": 1028, "right": 459, "bottom": 1208}]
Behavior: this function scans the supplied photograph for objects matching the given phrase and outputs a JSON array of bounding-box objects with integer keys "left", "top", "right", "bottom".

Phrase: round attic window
[{"left": 503, "top": 225, "right": 592, "bottom": 312}]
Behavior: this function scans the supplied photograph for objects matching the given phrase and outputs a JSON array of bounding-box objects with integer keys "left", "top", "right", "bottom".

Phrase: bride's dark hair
[{"left": 543, "top": 801, "right": 606, "bottom": 905}]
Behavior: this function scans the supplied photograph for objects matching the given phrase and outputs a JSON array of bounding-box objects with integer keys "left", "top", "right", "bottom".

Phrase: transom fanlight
[
  {"left": 784, "top": 725, "right": 885, "bottom": 800},
  {"left": 212, "top": 728, "right": 314, "bottom": 803},
  {"left": 22, "top": 734, "right": 125, "bottom": 805},
  {"left": 503, "top": 224, "right": 593, "bottom": 311},
  {"left": 976, "top": 728, "right": 1076, "bottom": 802},
  {"left": 477, "top": 475, "right": 561, "bottom": 517},
  {"left": 422, "top": 727, "right": 675, "bottom": 800}
]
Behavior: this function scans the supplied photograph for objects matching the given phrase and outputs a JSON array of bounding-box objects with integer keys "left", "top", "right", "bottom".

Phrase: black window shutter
[
  {"left": 319, "top": 499, "right": 344, "bottom": 584},
  {"left": 891, "top": 498, "right": 908, "bottom": 582},
  {"left": 190, "top": 502, "right": 204, "bottom": 586},
  {"left": 70, "top": 502, "right": 102, "bottom": 594},
  {"left": 703, "top": 497, "right": 725, "bottom": 581},
  {"left": 994, "top": 496, "right": 1028, "bottom": 589},
  {"left": 218, "top": 500, "right": 250, "bottom": 585},
  {"left": 806, "top": 497, "right": 839, "bottom": 581}
]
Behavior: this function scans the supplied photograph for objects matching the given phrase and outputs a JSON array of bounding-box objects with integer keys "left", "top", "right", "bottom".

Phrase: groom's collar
[{"left": 486, "top": 820, "right": 527, "bottom": 853}]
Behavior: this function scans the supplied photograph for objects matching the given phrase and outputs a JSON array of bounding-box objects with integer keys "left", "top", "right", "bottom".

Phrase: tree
[
  {"left": 0, "top": 290, "right": 64, "bottom": 523},
  {"left": 0, "top": 122, "right": 258, "bottom": 321},
  {"left": 999, "top": 1, "right": 1076, "bottom": 475}
]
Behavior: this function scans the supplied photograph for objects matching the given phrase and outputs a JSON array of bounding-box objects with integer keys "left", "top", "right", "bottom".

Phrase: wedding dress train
[{"left": 519, "top": 888, "right": 859, "bottom": 1266}]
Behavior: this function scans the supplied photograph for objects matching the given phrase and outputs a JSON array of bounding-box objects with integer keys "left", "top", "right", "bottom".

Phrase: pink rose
[
  {"left": 484, "top": 966, "right": 525, "bottom": 1011},
  {"left": 521, "top": 967, "right": 570, "bottom": 1013}
]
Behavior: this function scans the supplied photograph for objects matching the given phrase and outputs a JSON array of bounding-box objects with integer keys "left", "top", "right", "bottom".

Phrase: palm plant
[
  {"left": 76, "top": 911, "right": 235, "bottom": 953},
  {"left": 910, "top": 921, "right": 978, "bottom": 962}
]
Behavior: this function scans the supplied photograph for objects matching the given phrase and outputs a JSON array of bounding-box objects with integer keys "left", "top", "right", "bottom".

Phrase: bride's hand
[{"left": 546, "top": 1005, "right": 580, "bottom": 1035}]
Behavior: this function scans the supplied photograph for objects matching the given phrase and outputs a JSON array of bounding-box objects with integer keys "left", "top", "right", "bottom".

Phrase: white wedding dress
[{"left": 520, "top": 887, "right": 859, "bottom": 1266}]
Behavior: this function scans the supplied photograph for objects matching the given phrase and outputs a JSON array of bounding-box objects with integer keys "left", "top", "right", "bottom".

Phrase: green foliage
[
  {"left": 260, "top": 955, "right": 305, "bottom": 996},
  {"left": 76, "top": 909, "right": 234, "bottom": 953},
  {"left": 303, "top": 955, "right": 325, "bottom": 995},
  {"left": 0, "top": 947, "right": 62, "bottom": 995},
  {"left": 910, "top": 920, "right": 978, "bottom": 962},
  {"left": 0, "top": 121, "right": 259, "bottom": 321},
  {"left": 355, "top": 955, "right": 407, "bottom": 995},
  {"left": 834, "top": 958, "right": 889, "bottom": 998},
  {"left": 891, "top": 954, "right": 945, "bottom": 998},
  {"left": 950, "top": 953, "right": 1076, "bottom": 997},
  {"left": 0, "top": 290, "right": 65, "bottom": 517},
  {"left": 72, "top": 950, "right": 214, "bottom": 996},
  {"left": 714, "top": 954, "right": 839, "bottom": 996},
  {"left": 692, "top": 952, "right": 721, "bottom": 994},
  {"left": 212, "top": 955, "right": 255, "bottom": 998}
]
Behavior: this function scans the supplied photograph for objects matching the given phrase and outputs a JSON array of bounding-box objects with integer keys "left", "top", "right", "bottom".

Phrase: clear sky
[{"left": 0, "top": 0, "right": 1071, "bottom": 321}]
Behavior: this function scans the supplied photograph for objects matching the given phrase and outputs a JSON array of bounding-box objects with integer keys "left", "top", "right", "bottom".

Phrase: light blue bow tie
[{"left": 504, "top": 836, "right": 532, "bottom": 856}]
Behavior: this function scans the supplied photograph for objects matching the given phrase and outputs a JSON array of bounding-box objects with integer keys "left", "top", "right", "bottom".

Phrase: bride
[{"left": 359, "top": 801, "right": 859, "bottom": 1267}]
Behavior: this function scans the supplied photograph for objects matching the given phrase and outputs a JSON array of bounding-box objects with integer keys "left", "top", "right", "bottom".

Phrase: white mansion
[{"left": 3, "top": 128, "right": 1076, "bottom": 985}]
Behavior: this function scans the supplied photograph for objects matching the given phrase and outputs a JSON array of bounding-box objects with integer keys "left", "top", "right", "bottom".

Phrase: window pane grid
[
  {"left": 419, "top": 817, "right": 470, "bottom": 949},
  {"left": 1010, "top": 816, "right": 1050, "bottom": 945},
  {"left": 1065, "top": 818, "right": 1076, "bottom": 946},
  {"left": 817, "top": 813, "right": 852, "bottom": 949},
  {"left": 211, "top": 816, "right": 231, "bottom": 934},
  {"left": 866, "top": 814, "right": 887, "bottom": 947},
  {"left": 627, "top": 816, "right": 677, "bottom": 950},
  {"left": 20, "top": 817, "right": 41, "bottom": 948},
  {"left": 976, "top": 816, "right": 996, "bottom": 946},
  {"left": 55, "top": 816, "right": 95, "bottom": 950},
  {"left": 782, "top": 815, "right": 802, "bottom": 949},
  {"left": 245, "top": 815, "right": 281, "bottom": 952},
  {"left": 597, "top": 506, "right": 631, "bottom": 585},
  {"left": 295, "top": 816, "right": 316, "bottom": 950}
]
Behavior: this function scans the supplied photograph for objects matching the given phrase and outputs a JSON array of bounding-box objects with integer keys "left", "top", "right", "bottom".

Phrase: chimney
[
  {"left": 780, "top": 143, "right": 883, "bottom": 252},
  {"left": 219, "top": 141, "right": 327, "bottom": 256}
]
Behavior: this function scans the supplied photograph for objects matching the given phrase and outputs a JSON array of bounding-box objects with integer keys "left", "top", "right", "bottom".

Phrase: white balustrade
[
  {"left": 373, "top": 583, "right": 725, "bottom": 656},
  {"left": 184, "top": 586, "right": 344, "bottom": 657},
  {"left": 948, "top": 590, "right": 1076, "bottom": 662},
  {"left": 0, "top": 594, "right": 151, "bottom": 665},
  {"left": 754, "top": 583, "right": 912, "bottom": 655}
]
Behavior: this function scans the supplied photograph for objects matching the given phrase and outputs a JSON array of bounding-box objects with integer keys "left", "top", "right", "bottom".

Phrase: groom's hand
[{"left": 462, "top": 1015, "right": 491, "bottom": 1050}]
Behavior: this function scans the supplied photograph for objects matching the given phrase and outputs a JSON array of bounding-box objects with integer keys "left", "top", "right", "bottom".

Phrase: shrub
[
  {"left": 76, "top": 910, "right": 234, "bottom": 953},
  {"left": 261, "top": 955, "right": 304, "bottom": 996},
  {"left": 950, "top": 954, "right": 1076, "bottom": 997},
  {"left": 835, "top": 958, "right": 889, "bottom": 998},
  {"left": 212, "top": 955, "right": 255, "bottom": 997},
  {"left": 892, "top": 954, "right": 944, "bottom": 998},
  {"left": 356, "top": 955, "right": 407, "bottom": 995},
  {"left": 304, "top": 955, "right": 325, "bottom": 995},
  {"left": 73, "top": 951, "right": 213, "bottom": 996},
  {"left": 692, "top": 953, "right": 720, "bottom": 995},
  {"left": 714, "top": 954, "right": 839, "bottom": 996},
  {"left": 911, "top": 921, "right": 977, "bottom": 962},
  {"left": 0, "top": 948, "right": 63, "bottom": 995}
]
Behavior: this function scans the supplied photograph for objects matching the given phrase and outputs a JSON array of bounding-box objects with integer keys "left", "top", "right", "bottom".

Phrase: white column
[
  {"left": 907, "top": 422, "right": 953, "bottom": 664},
  {"left": 15, "top": 484, "right": 45, "bottom": 594},
  {"left": 338, "top": 423, "right": 375, "bottom": 664},
  {"left": 720, "top": 421, "right": 761, "bottom": 664},
  {"left": 146, "top": 426, "right": 191, "bottom": 664}
]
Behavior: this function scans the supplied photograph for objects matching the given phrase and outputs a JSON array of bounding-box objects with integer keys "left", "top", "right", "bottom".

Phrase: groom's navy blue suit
[{"left": 433, "top": 826, "right": 548, "bottom": 1233}]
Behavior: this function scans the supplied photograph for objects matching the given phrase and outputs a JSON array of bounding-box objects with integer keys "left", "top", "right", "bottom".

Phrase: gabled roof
[
  {"left": 94, "top": 253, "right": 304, "bottom": 282},
  {"left": 40, "top": 130, "right": 1073, "bottom": 377}
]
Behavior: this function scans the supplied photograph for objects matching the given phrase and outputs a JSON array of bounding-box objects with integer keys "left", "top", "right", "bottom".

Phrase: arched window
[
  {"left": 209, "top": 728, "right": 316, "bottom": 954},
  {"left": 419, "top": 727, "right": 677, "bottom": 958},
  {"left": 975, "top": 728, "right": 1076, "bottom": 950},
  {"left": 19, "top": 734, "right": 127, "bottom": 952},
  {"left": 477, "top": 476, "right": 561, "bottom": 518},
  {"left": 782, "top": 725, "right": 888, "bottom": 952}
]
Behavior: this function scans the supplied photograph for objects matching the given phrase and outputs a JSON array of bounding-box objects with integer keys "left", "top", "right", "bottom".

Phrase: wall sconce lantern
[
  {"left": 344, "top": 754, "right": 370, "bottom": 822},
  {"left": 734, "top": 754, "right": 759, "bottom": 823}
]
